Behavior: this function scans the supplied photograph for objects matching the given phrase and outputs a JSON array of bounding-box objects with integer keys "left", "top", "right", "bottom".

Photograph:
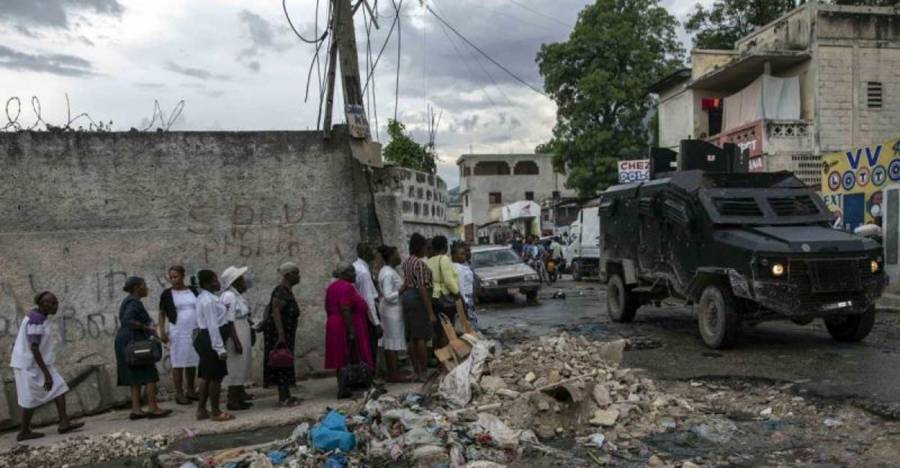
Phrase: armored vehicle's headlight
[
  {"left": 771, "top": 263, "right": 785, "bottom": 277},
  {"left": 871, "top": 260, "right": 880, "bottom": 273}
]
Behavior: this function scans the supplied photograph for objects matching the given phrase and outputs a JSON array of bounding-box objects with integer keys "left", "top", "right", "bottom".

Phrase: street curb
[{"left": 877, "top": 293, "right": 900, "bottom": 313}]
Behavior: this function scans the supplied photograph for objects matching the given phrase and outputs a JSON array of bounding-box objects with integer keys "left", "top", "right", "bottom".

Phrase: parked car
[
  {"left": 470, "top": 245, "right": 541, "bottom": 303},
  {"left": 566, "top": 203, "right": 601, "bottom": 280}
]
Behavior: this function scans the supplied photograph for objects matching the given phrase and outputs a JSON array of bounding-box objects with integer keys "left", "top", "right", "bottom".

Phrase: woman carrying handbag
[
  {"left": 325, "top": 262, "right": 374, "bottom": 399},
  {"left": 262, "top": 262, "right": 303, "bottom": 407},
  {"left": 114, "top": 277, "right": 171, "bottom": 420}
]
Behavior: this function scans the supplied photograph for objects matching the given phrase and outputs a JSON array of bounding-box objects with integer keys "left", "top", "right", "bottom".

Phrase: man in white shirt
[{"left": 353, "top": 243, "right": 383, "bottom": 375}]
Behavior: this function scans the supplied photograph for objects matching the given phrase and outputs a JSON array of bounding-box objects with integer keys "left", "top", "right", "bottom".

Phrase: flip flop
[
  {"left": 16, "top": 431, "right": 45, "bottom": 441},
  {"left": 57, "top": 422, "right": 85, "bottom": 434},
  {"left": 196, "top": 412, "right": 210, "bottom": 421},
  {"left": 210, "top": 412, "right": 235, "bottom": 422},
  {"left": 147, "top": 409, "right": 173, "bottom": 419},
  {"left": 129, "top": 412, "right": 149, "bottom": 420}
]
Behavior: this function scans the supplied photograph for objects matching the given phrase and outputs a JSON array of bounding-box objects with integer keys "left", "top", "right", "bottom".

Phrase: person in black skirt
[
  {"left": 193, "top": 270, "right": 235, "bottom": 422},
  {"left": 114, "top": 277, "right": 172, "bottom": 420},
  {"left": 262, "top": 262, "right": 302, "bottom": 407}
]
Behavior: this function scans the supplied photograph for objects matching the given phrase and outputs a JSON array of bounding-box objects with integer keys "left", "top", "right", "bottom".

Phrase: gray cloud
[
  {"left": 237, "top": 10, "right": 287, "bottom": 72},
  {"left": 134, "top": 82, "right": 165, "bottom": 89},
  {"left": 164, "top": 61, "right": 230, "bottom": 81},
  {"left": 0, "top": 0, "right": 123, "bottom": 29},
  {"left": 0, "top": 45, "right": 94, "bottom": 76}
]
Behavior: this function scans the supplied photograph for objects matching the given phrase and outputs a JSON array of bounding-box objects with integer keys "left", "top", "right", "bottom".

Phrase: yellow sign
[{"left": 821, "top": 137, "right": 900, "bottom": 230}]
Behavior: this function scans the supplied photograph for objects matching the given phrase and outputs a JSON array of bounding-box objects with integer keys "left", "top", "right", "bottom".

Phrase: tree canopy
[
  {"left": 685, "top": 0, "right": 799, "bottom": 50},
  {"left": 382, "top": 119, "right": 436, "bottom": 174},
  {"left": 536, "top": 0, "right": 684, "bottom": 196}
]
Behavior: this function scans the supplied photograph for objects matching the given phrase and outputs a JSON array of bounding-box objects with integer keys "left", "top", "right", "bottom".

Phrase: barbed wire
[{"left": 1, "top": 95, "right": 186, "bottom": 133}]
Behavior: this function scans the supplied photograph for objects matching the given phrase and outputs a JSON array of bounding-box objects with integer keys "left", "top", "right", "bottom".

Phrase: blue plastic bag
[
  {"left": 268, "top": 450, "right": 286, "bottom": 465},
  {"left": 311, "top": 410, "right": 357, "bottom": 453},
  {"left": 324, "top": 454, "right": 348, "bottom": 468}
]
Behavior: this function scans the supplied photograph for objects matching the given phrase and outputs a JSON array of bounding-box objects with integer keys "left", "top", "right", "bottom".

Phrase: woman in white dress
[
  {"left": 220, "top": 265, "right": 253, "bottom": 411},
  {"left": 157, "top": 265, "right": 200, "bottom": 405},
  {"left": 10, "top": 292, "right": 83, "bottom": 441},
  {"left": 377, "top": 245, "right": 409, "bottom": 382}
]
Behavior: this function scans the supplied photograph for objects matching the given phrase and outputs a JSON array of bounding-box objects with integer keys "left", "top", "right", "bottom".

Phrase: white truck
[{"left": 564, "top": 202, "right": 601, "bottom": 280}]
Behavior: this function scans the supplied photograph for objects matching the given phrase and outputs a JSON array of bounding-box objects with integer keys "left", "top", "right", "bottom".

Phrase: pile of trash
[
  {"left": 3, "top": 432, "right": 171, "bottom": 467},
  {"left": 152, "top": 333, "right": 692, "bottom": 467}
]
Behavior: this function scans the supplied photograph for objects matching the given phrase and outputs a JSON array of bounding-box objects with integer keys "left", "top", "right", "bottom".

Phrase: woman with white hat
[{"left": 220, "top": 265, "right": 253, "bottom": 411}]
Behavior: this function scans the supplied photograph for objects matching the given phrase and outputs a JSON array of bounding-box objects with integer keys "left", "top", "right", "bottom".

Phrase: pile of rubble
[
  {"left": 3, "top": 432, "right": 171, "bottom": 467},
  {"left": 147, "top": 332, "right": 694, "bottom": 467}
]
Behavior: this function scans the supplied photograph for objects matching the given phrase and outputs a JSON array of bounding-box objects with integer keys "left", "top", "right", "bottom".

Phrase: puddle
[{"left": 91, "top": 423, "right": 299, "bottom": 467}]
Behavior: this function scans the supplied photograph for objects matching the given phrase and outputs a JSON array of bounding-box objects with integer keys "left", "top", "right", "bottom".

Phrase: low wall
[{"left": 0, "top": 130, "right": 382, "bottom": 428}]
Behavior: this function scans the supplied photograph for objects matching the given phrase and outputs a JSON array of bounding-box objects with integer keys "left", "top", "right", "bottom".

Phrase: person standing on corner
[
  {"left": 157, "top": 265, "right": 200, "bottom": 405},
  {"left": 377, "top": 245, "right": 409, "bottom": 382},
  {"left": 220, "top": 265, "right": 253, "bottom": 411},
  {"left": 325, "top": 261, "right": 375, "bottom": 398},
  {"left": 353, "top": 243, "right": 383, "bottom": 372},
  {"left": 427, "top": 235, "right": 460, "bottom": 343},
  {"left": 11, "top": 291, "right": 84, "bottom": 442},
  {"left": 262, "top": 262, "right": 302, "bottom": 407},
  {"left": 401, "top": 233, "right": 436, "bottom": 382},
  {"left": 193, "top": 270, "right": 234, "bottom": 422},
  {"left": 452, "top": 242, "right": 479, "bottom": 329},
  {"left": 115, "top": 277, "right": 172, "bottom": 421}
]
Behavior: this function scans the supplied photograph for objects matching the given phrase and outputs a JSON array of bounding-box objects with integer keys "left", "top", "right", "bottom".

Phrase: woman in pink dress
[{"left": 325, "top": 261, "right": 374, "bottom": 398}]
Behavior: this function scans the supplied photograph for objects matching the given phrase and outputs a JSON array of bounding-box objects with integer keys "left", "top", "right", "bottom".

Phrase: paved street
[{"left": 480, "top": 277, "right": 900, "bottom": 419}]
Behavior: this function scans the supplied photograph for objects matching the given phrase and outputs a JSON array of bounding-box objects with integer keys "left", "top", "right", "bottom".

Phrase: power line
[
  {"left": 393, "top": 0, "right": 402, "bottom": 121},
  {"left": 432, "top": 11, "right": 502, "bottom": 109},
  {"left": 508, "top": 0, "right": 569, "bottom": 28},
  {"left": 283, "top": 0, "right": 329, "bottom": 44},
  {"left": 426, "top": 6, "right": 547, "bottom": 97}
]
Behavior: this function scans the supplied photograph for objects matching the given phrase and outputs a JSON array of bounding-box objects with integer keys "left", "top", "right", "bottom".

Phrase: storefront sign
[
  {"left": 821, "top": 138, "right": 900, "bottom": 231},
  {"left": 617, "top": 159, "right": 650, "bottom": 183}
]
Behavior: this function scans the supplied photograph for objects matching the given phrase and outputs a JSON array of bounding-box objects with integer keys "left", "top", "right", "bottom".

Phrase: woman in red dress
[{"left": 324, "top": 261, "right": 374, "bottom": 398}]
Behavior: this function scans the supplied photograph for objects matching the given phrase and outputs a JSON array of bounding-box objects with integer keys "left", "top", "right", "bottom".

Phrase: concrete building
[
  {"left": 371, "top": 165, "right": 455, "bottom": 247},
  {"left": 651, "top": 2, "right": 900, "bottom": 187},
  {"left": 457, "top": 153, "right": 576, "bottom": 242}
]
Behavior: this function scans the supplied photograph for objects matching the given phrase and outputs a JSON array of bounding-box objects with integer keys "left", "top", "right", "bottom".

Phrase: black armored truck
[{"left": 600, "top": 141, "right": 888, "bottom": 349}]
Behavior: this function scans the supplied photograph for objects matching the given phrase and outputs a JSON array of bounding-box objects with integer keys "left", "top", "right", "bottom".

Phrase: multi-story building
[
  {"left": 650, "top": 2, "right": 900, "bottom": 186},
  {"left": 457, "top": 153, "right": 577, "bottom": 242}
]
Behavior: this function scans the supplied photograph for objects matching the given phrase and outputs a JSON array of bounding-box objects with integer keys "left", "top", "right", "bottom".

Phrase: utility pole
[{"left": 323, "top": 0, "right": 371, "bottom": 140}]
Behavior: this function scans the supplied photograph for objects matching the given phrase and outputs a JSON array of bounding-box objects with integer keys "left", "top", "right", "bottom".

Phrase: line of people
[{"left": 8, "top": 233, "right": 478, "bottom": 441}]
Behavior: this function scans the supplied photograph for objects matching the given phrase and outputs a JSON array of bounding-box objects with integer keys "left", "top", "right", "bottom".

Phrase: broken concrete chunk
[
  {"left": 524, "top": 371, "right": 537, "bottom": 383},
  {"left": 590, "top": 408, "right": 620, "bottom": 427},
  {"left": 479, "top": 375, "right": 507, "bottom": 393},
  {"left": 592, "top": 384, "right": 612, "bottom": 407},
  {"left": 496, "top": 388, "right": 521, "bottom": 399}
]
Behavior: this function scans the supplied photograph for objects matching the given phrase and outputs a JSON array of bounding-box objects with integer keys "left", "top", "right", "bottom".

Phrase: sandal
[
  {"left": 227, "top": 401, "right": 253, "bottom": 411},
  {"left": 129, "top": 412, "right": 149, "bottom": 420},
  {"left": 16, "top": 431, "right": 45, "bottom": 441},
  {"left": 185, "top": 394, "right": 200, "bottom": 401},
  {"left": 147, "top": 409, "right": 173, "bottom": 419},
  {"left": 196, "top": 411, "right": 210, "bottom": 421},
  {"left": 57, "top": 421, "right": 85, "bottom": 434},
  {"left": 210, "top": 412, "right": 235, "bottom": 422}
]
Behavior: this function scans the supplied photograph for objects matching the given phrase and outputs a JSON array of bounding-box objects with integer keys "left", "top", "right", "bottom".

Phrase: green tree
[
  {"left": 382, "top": 119, "right": 436, "bottom": 174},
  {"left": 684, "top": 0, "right": 800, "bottom": 50},
  {"left": 536, "top": 0, "right": 684, "bottom": 196}
]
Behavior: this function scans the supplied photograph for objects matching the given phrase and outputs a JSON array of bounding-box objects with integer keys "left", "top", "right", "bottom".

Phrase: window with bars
[
  {"left": 489, "top": 192, "right": 502, "bottom": 204},
  {"left": 867, "top": 81, "right": 883, "bottom": 109}
]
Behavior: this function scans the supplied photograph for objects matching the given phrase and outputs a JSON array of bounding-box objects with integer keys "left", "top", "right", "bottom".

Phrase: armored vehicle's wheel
[
  {"left": 825, "top": 306, "right": 875, "bottom": 342},
  {"left": 697, "top": 284, "right": 741, "bottom": 349},
  {"left": 607, "top": 273, "right": 638, "bottom": 322}
]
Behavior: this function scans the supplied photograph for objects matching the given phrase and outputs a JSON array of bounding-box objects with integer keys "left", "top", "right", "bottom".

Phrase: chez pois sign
[
  {"left": 821, "top": 138, "right": 900, "bottom": 230},
  {"left": 617, "top": 159, "right": 650, "bottom": 184}
]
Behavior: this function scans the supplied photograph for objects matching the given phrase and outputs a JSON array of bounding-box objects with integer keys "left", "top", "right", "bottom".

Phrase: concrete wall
[
  {"left": 371, "top": 165, "right": 454, "bottom": 253},
  {"left": 0, "top": 130, "right": 384, "bottom": 427}
]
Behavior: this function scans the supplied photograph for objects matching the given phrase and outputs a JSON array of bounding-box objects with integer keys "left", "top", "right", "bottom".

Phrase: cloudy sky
[{"left": 0, "top": 0, "right": 712, "bottom": 186}]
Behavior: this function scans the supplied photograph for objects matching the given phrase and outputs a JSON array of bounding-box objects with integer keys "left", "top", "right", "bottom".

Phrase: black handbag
[
  {"left": 338, "top": 338, "right": 372, "bottom": 389},
  {"left": 437, "top": 257, "right": 458, "bottom": 312},
  {"left": 125, "top": 338, "right": 163, "bottom": 366}
]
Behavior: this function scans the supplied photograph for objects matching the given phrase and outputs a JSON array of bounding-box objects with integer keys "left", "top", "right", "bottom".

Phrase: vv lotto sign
[{"left": 821, "top": 138, "right": 900, "bottom": 231}]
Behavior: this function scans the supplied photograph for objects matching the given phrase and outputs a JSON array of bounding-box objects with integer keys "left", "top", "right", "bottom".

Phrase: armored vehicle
[{"left": 600, "top": 168, "right": 887, "bottom": 349}]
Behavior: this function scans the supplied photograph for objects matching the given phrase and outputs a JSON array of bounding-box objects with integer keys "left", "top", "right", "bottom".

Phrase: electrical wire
[
  {"left": 426, "top": 5, "right": 547, "bottom": 97},
  {"left": 283, "top": 0, "right": 329, "bottom": 44},
  {"left": 508, "top": 0, "right": 569, "bottom": 27},
  {"left": 432, "top": 11, "right": 500, "bottom": 109},
  {"left": 393, "top": 0, "right": 402, "bottom": 122}
]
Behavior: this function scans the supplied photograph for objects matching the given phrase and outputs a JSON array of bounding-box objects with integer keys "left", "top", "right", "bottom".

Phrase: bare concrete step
[{"left": 877, "top": 293, "right": 900, "bottom": 312}]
